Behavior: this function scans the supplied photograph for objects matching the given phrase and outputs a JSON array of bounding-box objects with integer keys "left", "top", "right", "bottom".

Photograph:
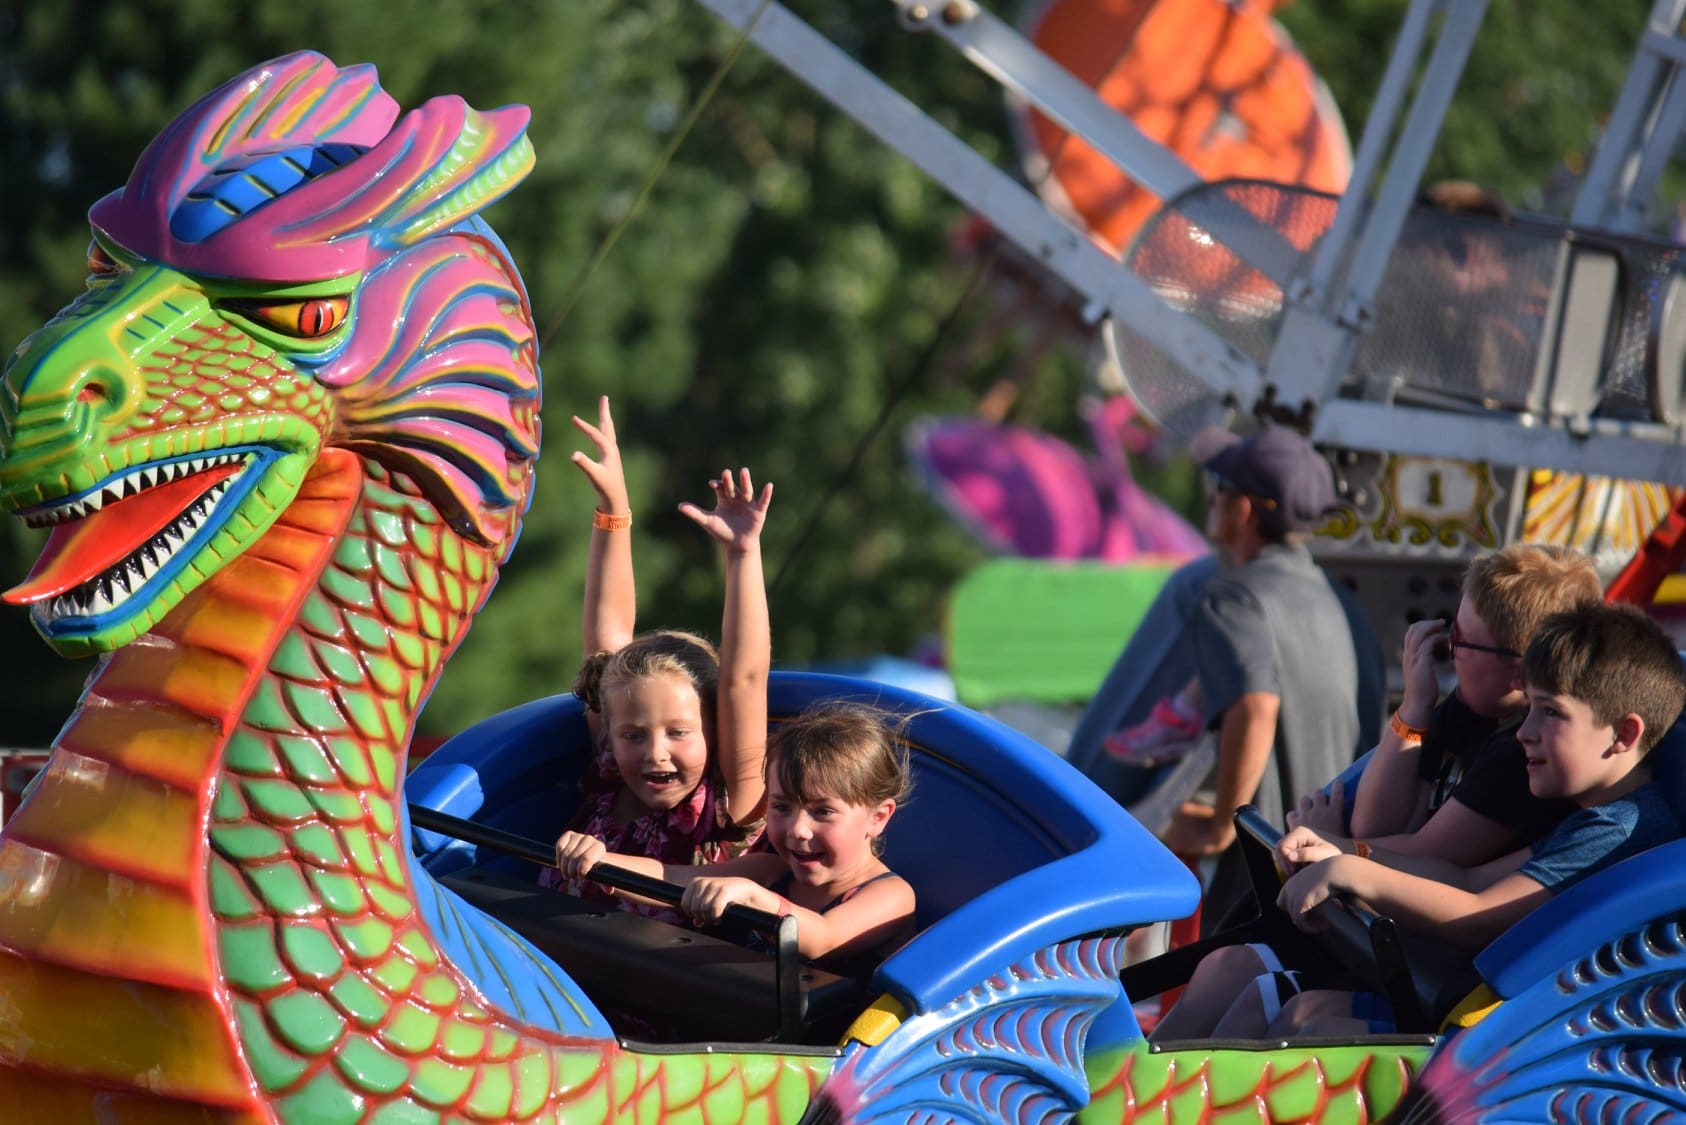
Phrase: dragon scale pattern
[
  {"left": 206, "top": 454, "right": 830, "bottom": 1122},
  {"left": 1082, "top": 1042, "right": 1421, "bottom": 1122},
  {"left": 0, "top": 50, "right": 834, "bottom": 1123}
]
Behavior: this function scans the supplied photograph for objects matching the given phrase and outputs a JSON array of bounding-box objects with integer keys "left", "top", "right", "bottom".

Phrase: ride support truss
[{"left": 692, "top": 0, "right": 1686, "bottom": 485}]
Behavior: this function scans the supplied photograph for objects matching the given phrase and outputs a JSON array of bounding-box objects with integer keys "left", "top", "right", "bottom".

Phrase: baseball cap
[{"left": 1192, "top": 425, "right": 1336, "bottom": 534}]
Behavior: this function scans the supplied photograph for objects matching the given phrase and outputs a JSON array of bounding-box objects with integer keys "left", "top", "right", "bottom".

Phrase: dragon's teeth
[{"left": 28, "top": 455, "right": 251, "bottom": 621}]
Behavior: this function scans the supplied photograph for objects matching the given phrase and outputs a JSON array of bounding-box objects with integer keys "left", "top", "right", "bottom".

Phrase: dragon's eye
[
  {"left": 222, "top": 296, "right": 350, "bottom": 339},
  {"left": 87, "top": 242, "right": 124, "bottom": 279}
]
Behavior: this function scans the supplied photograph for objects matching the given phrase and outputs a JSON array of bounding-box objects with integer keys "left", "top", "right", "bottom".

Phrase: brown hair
[
  {"left": 592, "top": 630, "right": 721, "bottom": 732},
  {"left": 768, "top": 702, "right": 913, "bottom": 850},
  {"left": 1522, "top": 603, "right": 1686, "bottom": 753},
  {"left": 1421, "top": 179, "right": 1511, "bottom": 221},
  {"left": 1464, "top": 543, "right": 1601, "bottom": 654},
  {"left": 572, "top": 650, "right": 611, "bottom": 713}
]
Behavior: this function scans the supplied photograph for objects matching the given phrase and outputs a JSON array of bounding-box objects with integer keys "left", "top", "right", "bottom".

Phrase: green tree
[{"left": 0, "top": 0, "right": 1659, "bottom": 744}]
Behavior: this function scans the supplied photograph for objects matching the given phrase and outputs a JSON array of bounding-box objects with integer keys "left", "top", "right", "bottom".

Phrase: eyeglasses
[{"left": 1448, "top": 619, "right": 1518, "bottom": 659}]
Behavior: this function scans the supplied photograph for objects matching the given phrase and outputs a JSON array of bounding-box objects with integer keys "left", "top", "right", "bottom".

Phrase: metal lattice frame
[{"left": 694, "top": 0, "right": 1686, "bottom": 483}]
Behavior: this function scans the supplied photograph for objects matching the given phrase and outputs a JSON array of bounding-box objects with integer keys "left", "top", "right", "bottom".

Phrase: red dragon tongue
[{"left": 3, "top": 462, "right": 242, "bottom": 605}]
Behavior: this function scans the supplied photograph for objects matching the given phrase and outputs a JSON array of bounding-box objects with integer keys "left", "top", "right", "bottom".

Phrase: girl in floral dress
[{"left": 540, "top": 397, "right": 772, "bottom": 921}]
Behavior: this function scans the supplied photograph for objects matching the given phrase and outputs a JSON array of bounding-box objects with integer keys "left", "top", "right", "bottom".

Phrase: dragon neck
[
  {"left": 0, "top": 449, "right": 832, "bottom": 1120},
  {"left": 0, "top": 448, "right": 369, "bottom": 1114},
  {"left": 210, "top": 445, "right": 491, "bottom": 858}
]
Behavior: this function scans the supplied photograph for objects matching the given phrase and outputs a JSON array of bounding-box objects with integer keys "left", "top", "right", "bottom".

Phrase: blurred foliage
[{"left": 0, "top": 0, "right": 1659, "bottom": 741}]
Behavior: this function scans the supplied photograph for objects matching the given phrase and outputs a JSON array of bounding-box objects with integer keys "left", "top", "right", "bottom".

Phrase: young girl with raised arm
[
  {"left": 555, "top": 702, "right": 918, "bottom": 973},
  {"left": 540, "top": 397, "right": 773, "bottom": 912}
]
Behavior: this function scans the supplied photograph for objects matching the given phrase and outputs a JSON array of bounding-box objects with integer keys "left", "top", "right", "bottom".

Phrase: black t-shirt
[{"left": 1415, "top": 693, "right": 1573, "bottom": 842}]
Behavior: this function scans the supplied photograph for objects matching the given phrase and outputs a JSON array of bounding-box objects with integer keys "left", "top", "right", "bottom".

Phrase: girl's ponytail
[{"left": 573, "top": 650, "right": 612, "bottom": 714}]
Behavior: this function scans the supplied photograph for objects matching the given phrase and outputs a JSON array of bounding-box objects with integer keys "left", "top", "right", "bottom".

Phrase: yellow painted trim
[
  {"left": 1656, "top": 575, "right": 1686, "bottom": 605},
  {"left": 841, "top": 994, "right": 907, "bottom": 1046},
  {"left": 1440, "top": 984, "right": 1501, "bottom": 1030}
]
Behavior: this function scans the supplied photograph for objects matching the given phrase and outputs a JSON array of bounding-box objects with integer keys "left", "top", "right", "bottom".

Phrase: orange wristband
[
  {"left": 1354, "top": 840, "right": 1372, "bottom": 859},
  {"left": 592, "top": 509, "right": 632, "bottom": 531},
  {"left": 775, "top": 895, "right": 795, "bottom": 918},
  {"left": 1390, "top": 710, "right": 1426, "bottom": 743}
]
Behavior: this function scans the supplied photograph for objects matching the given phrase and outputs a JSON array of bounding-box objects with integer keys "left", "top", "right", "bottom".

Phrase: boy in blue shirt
[
  {"left": 1149, "top": 546, "right": 1598, "bottom": 1042},
  {"left": 1262, "top": 602, "right": 1684, "bottom": 1036}
]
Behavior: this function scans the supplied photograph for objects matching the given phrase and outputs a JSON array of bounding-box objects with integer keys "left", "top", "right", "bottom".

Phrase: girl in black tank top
[{"left": 553, "top": 702, "right": 918, "bottom": 977}]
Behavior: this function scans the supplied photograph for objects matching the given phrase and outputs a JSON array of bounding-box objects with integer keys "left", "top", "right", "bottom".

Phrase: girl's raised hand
[
  {"left": 554, "top": 831, "right": 607, "bottom": 881},
  {"left": 679, "top": 468, "right": 773, "bottom": 556},
  {"left": 571, "top": 396, "right": 630, "bottom": 516}
]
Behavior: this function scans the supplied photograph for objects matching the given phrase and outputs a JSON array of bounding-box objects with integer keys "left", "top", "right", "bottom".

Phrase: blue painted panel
[
  {"left": 406, "top": 670, "right": 1199, "bottom": 1053},
  {"left": 1475, "top": 719, "right": 1686, "bottom": 998},
  {"left": 399, "top": 801, "right": 613, "bottom": 1041}
]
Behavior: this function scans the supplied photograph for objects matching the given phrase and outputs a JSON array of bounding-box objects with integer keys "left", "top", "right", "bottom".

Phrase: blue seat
[
  {"left": 1475, "top": 717, "right": 1686, "bottom": 998},
  {"left": 406, "top": 670, "right": 1200, "bottom": 1046},
  {"left": 1314, "top": 715, "right": 1686, "bottom": 1007}
]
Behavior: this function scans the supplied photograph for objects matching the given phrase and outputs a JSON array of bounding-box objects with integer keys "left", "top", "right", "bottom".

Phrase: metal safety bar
[
  {"left": 1234, "top": 806, "right": 1429, "bottom": 1032},
  {"left": 408, "top": 804, "right": 804, "bottom": 1041}
]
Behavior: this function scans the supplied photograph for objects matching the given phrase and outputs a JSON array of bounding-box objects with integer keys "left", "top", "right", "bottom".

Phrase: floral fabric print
[{"left": 538, "top": 772, "right": 764, "bottom": 923}]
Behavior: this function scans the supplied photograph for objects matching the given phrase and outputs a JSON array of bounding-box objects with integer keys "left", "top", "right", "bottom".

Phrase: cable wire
[{"left": 537, "top": 0, "right": 777, "bottom": 354}]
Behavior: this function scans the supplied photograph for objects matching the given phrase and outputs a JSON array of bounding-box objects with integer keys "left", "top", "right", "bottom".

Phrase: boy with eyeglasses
[
  {"left": 1150, "top": 542, "right": 1602, "bottom": 1041},
  {"left": 1293, "top": 543, "right": 1601, "bottom": 866},
  {"left": 1260, "top": 602, "right": 1685, "bottom": 1037}
]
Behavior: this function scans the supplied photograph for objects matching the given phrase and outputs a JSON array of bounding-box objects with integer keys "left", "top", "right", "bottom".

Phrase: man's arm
[
  {"left": 1214, "top": 692, "right": 1280, "bottom": 831},
  {"left": 1167, "top": 692, "right": 1279, "bottom": 856},
  {"left": 1168, "top": 577, "right": 1281, "bottom": 856}
]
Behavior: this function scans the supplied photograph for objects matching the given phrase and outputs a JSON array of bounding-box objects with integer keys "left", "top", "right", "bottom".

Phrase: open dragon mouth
[{"left": 4, "top": 454, "right": 249, "bottom": 622}]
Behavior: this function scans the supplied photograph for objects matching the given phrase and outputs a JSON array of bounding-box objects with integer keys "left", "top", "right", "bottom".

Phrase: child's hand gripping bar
[{"left": 408, "top": 803, "right": 804, "bottom": 1039}]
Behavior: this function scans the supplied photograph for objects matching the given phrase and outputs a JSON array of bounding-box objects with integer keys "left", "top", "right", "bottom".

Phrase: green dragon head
[{"left": 0, "top": 52, "right": 539, "bottom": 656}]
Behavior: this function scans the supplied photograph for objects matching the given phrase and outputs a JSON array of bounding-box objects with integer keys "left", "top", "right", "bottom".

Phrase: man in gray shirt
[{"left": 1165, "top": 425, "right": 1363, "bottom": 864}]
